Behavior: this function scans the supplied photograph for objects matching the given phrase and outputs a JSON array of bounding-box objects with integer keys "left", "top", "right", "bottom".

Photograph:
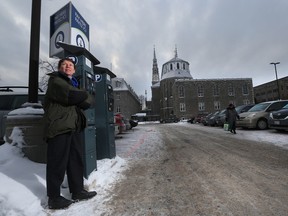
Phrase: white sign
[{"left": 49, "top": 2, "right": 90, "bottom": 58}]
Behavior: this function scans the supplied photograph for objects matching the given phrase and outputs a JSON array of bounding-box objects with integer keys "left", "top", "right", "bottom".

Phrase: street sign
[{"left": 50, "top": 2, "right": 90, "bottom": 58}]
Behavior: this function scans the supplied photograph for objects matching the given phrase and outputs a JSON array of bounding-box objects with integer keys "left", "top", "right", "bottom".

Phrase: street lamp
[{"left": 270, "top": 62, "right": 280, "bottom": 100}]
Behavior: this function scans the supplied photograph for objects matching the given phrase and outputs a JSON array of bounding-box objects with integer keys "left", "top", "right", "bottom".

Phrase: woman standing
[{"left": 43, "top": 58, "right": 96, "bottom": 209}]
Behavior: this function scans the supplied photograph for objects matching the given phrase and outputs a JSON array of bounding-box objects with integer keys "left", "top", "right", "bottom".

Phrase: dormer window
[{"left": 116, "top": 81, "right": 121, "bottom": 88}]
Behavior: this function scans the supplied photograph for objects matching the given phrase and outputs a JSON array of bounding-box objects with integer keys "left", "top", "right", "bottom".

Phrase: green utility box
[
  {"left": 58, "top": 42, "right": 100, "bottom": 178},
  {"left": 94, "top": 66, "right": 116, "bottom": 160}
]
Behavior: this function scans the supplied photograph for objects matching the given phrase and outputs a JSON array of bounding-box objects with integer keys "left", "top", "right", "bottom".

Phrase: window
[
  {"left": 198, "top": 102, "right": 205, "bottom": 111},
  {"left": 243, "top": 99, "right": 250, "bottom": 105},
  {"left": 180, "top": 103, "right": 186, "bottom": 112},
  {"left": 214, "top": 101, "right": 220, "bottom": 110},
  {"left": 228, "top": 84, "right": 234, "bottom": 96},
  {"left": 183, "top": 63, "right": 185, "bottom": 70},
  {"left": 213, "top": 84, "right": 219, "bottom": 96},
  {"left": 115, "top": 81, "right": 121, "bottom": 88},
  {"left": 178, "top": 86, "right": 184, "bottom": 98},
  {"left": 197, "top": 85, "right": 204, "bottom": 97},
  {"left": 242, "top": 83, "right": 249, "bottom": 95},
  {"left": 116, "top": 106, "right": 121, "bottom": 113},
  {"left": 170, "top": 64, "right": 173, "bottom": 70},
  {"left": 177, "top": 63, "right": 180, "bottom": 69},
  {"left": 115, "top": 92, "right": 120, "bottom": 100}
]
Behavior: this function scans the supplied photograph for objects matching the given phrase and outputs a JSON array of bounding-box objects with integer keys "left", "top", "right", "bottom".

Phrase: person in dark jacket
[
  {"left": 43, "top": 58, "right": 96, "bottom": 210},
  {"left": 225, "top": 103, "right": 240, "bottom": 134}
]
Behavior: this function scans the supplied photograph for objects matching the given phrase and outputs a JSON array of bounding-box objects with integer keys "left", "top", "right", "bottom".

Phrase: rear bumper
[{"left": 268, "top": 119, "right": 288, "bottom": 131}]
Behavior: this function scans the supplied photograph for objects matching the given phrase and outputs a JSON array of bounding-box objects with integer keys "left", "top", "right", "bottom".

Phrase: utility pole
[
  {"left": 28, "top": 0, "right": 41, "bottom": 103},
  {"left": 270, "top": 62, "right": 280, "bottom": 100}
]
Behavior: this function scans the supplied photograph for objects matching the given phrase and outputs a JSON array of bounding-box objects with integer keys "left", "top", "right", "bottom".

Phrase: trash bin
[{"left": 5, "top": 104, "right": 47, "bottom": 163}]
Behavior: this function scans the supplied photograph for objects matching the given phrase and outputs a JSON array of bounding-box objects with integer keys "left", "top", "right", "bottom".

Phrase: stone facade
[
  {"left": 111, "top": 77, "right": 141, "bottom": 119},
  {"left": 172, "top": 78, "right": 254, "bottom": 119},
  {"left": 254, "top": 76, "right": 288, "bottom": 103}
]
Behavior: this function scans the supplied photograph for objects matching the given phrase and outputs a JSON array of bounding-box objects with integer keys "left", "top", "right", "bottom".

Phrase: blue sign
[
  {"left": 66, "top": 55, "right": 78, "bottom": 65},
  {"left": 71, "top": 5, "right": 89, "bottom": 39},
  {"left": 50, "top": 4, "right": 69, "bottom": 37},
  {"left": 95, "top": 74, "right": 102, "bottom": 82}
]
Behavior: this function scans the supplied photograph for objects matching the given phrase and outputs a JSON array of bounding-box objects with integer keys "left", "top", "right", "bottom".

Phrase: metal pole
[
  {"left": 28, "top": 0, "right": 42, "bottom": 103},
  {"left": 270, "top": 62, "right": 280, "bottom": 100}
]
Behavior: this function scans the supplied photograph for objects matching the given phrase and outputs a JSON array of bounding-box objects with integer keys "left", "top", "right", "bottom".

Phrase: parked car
[
  {"left": 123, "top": 119, "right": 131, "bottom": 130},
  {"left": 0, "top": 87, "right": 45, "bottom": 145},
  {"left": 129, "top": 119, "right": 138, "bottom": 128},
  {"left": 207, "top": 111, "right": 221, "bottom": 126},
  {"left": 215, "top": 109, "right": 227, "bottom": 127},
  {"left": 268, "top": 103, "right": 288, "bottom": 131},
  {"left": 194, "top": 113, "right": 209, "bottom": 124},
  {"left": 202, "top": 113, "right": 213, "bottom": 126},
  {"left": 237, "top": 100, "right": 288, "bottom": 130},
  {"left": 160, "top": 114, "right": 179, "bottom": 123}
]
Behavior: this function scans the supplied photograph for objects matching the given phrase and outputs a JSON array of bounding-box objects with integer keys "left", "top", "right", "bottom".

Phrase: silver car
[{"left": 236, "top": 100, "right": 288, "bottom": 130}]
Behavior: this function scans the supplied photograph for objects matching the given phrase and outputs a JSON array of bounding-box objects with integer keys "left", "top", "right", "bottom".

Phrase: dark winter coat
[
  {"left": 225, "top": 107, "right": 239, "bottom": 126},
  {"left": 43, "top": 71, "right": 94, "bottom": 138}
]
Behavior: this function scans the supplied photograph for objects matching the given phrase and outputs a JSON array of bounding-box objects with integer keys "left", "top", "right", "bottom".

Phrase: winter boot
[
  {"left": 48, "top": 196, "right": 73, "bottom": 209},
  {"left": 72, "top": 189, "right": 97, "bottom": 201}
]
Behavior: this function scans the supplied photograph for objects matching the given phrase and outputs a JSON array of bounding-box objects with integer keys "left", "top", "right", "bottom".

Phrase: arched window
[{"left": 178, "top": 86, "right": 184, "bottom": 97}]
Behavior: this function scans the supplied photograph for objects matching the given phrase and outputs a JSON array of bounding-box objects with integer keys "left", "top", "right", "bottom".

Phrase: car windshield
[
  {"left": 281, "top": 104, "right": 288, "bottom": 109},
  {"left": 235, "top": 105, "right": 244, "bottom": 113},
  {"left": 248, "top": 103, "right": 271, "bottom": 112}
]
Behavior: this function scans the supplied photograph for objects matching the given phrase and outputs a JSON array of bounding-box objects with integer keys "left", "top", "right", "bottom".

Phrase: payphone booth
[
  {"left": 93, "top": 66, "right": 116, "bottom": 160},
  {"left": 57, "top": 42, "right": 100, "bottom": 178}
]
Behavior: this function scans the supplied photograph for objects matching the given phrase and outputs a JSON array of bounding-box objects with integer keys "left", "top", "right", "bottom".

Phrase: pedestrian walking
[{"left": 225, "top": 103, "right": 240, "bottom": 134}]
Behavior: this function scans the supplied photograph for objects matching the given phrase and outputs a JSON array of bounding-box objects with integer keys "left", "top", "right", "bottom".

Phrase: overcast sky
[{"left": 0, "top": 0, "right": 287, "bottom": 100}]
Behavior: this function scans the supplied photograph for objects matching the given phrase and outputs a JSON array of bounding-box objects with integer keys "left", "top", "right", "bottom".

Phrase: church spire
[
  {"left": 174, "top": 44, "right": 178, "bottom": 58},
  {"left": 152, "top": 45, "right": 160, "bottom": 85}
]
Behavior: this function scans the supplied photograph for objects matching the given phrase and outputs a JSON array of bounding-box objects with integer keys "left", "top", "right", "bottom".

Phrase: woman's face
[{"left": 59, "top": 60, "right": 75, "bottom": 77}]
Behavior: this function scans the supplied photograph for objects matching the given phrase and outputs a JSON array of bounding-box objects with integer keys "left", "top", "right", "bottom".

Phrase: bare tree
[{"left": 39, "top": 59, "right": 58, "bottom": 91}]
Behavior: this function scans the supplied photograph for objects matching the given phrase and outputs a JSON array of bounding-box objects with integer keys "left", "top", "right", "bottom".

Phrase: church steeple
[
  {"left": 174, "top": 44, "right": 178, "bottom": 58},
  {"left": 152, "top": 45, "right": 160, "bottom": 85}
]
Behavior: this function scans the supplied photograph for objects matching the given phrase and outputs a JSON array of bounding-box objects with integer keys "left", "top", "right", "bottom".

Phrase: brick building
[
  {"left": 254, "top": 76, "right": 288, "bottom": 103},
  {"left": 151, "top": 47, "right": 254, "bottom": 120},
  {"left": 111, "top": 77, "right": 141, "bottom": 119}
]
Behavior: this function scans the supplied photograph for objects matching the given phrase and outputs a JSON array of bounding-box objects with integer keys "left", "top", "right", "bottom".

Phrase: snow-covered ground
[{"left": 0, "top": 121, "right": 287, "bottom": 216}]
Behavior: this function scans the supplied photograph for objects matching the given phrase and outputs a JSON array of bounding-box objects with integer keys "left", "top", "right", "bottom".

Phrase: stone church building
[{"left": 151, "top": 48, "right": 255, "bottom": 120}]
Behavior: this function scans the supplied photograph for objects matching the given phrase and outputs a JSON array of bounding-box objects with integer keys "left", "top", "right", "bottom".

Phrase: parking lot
[{"left": 103, "top": 122, "right": 288, "bottom": 215}]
